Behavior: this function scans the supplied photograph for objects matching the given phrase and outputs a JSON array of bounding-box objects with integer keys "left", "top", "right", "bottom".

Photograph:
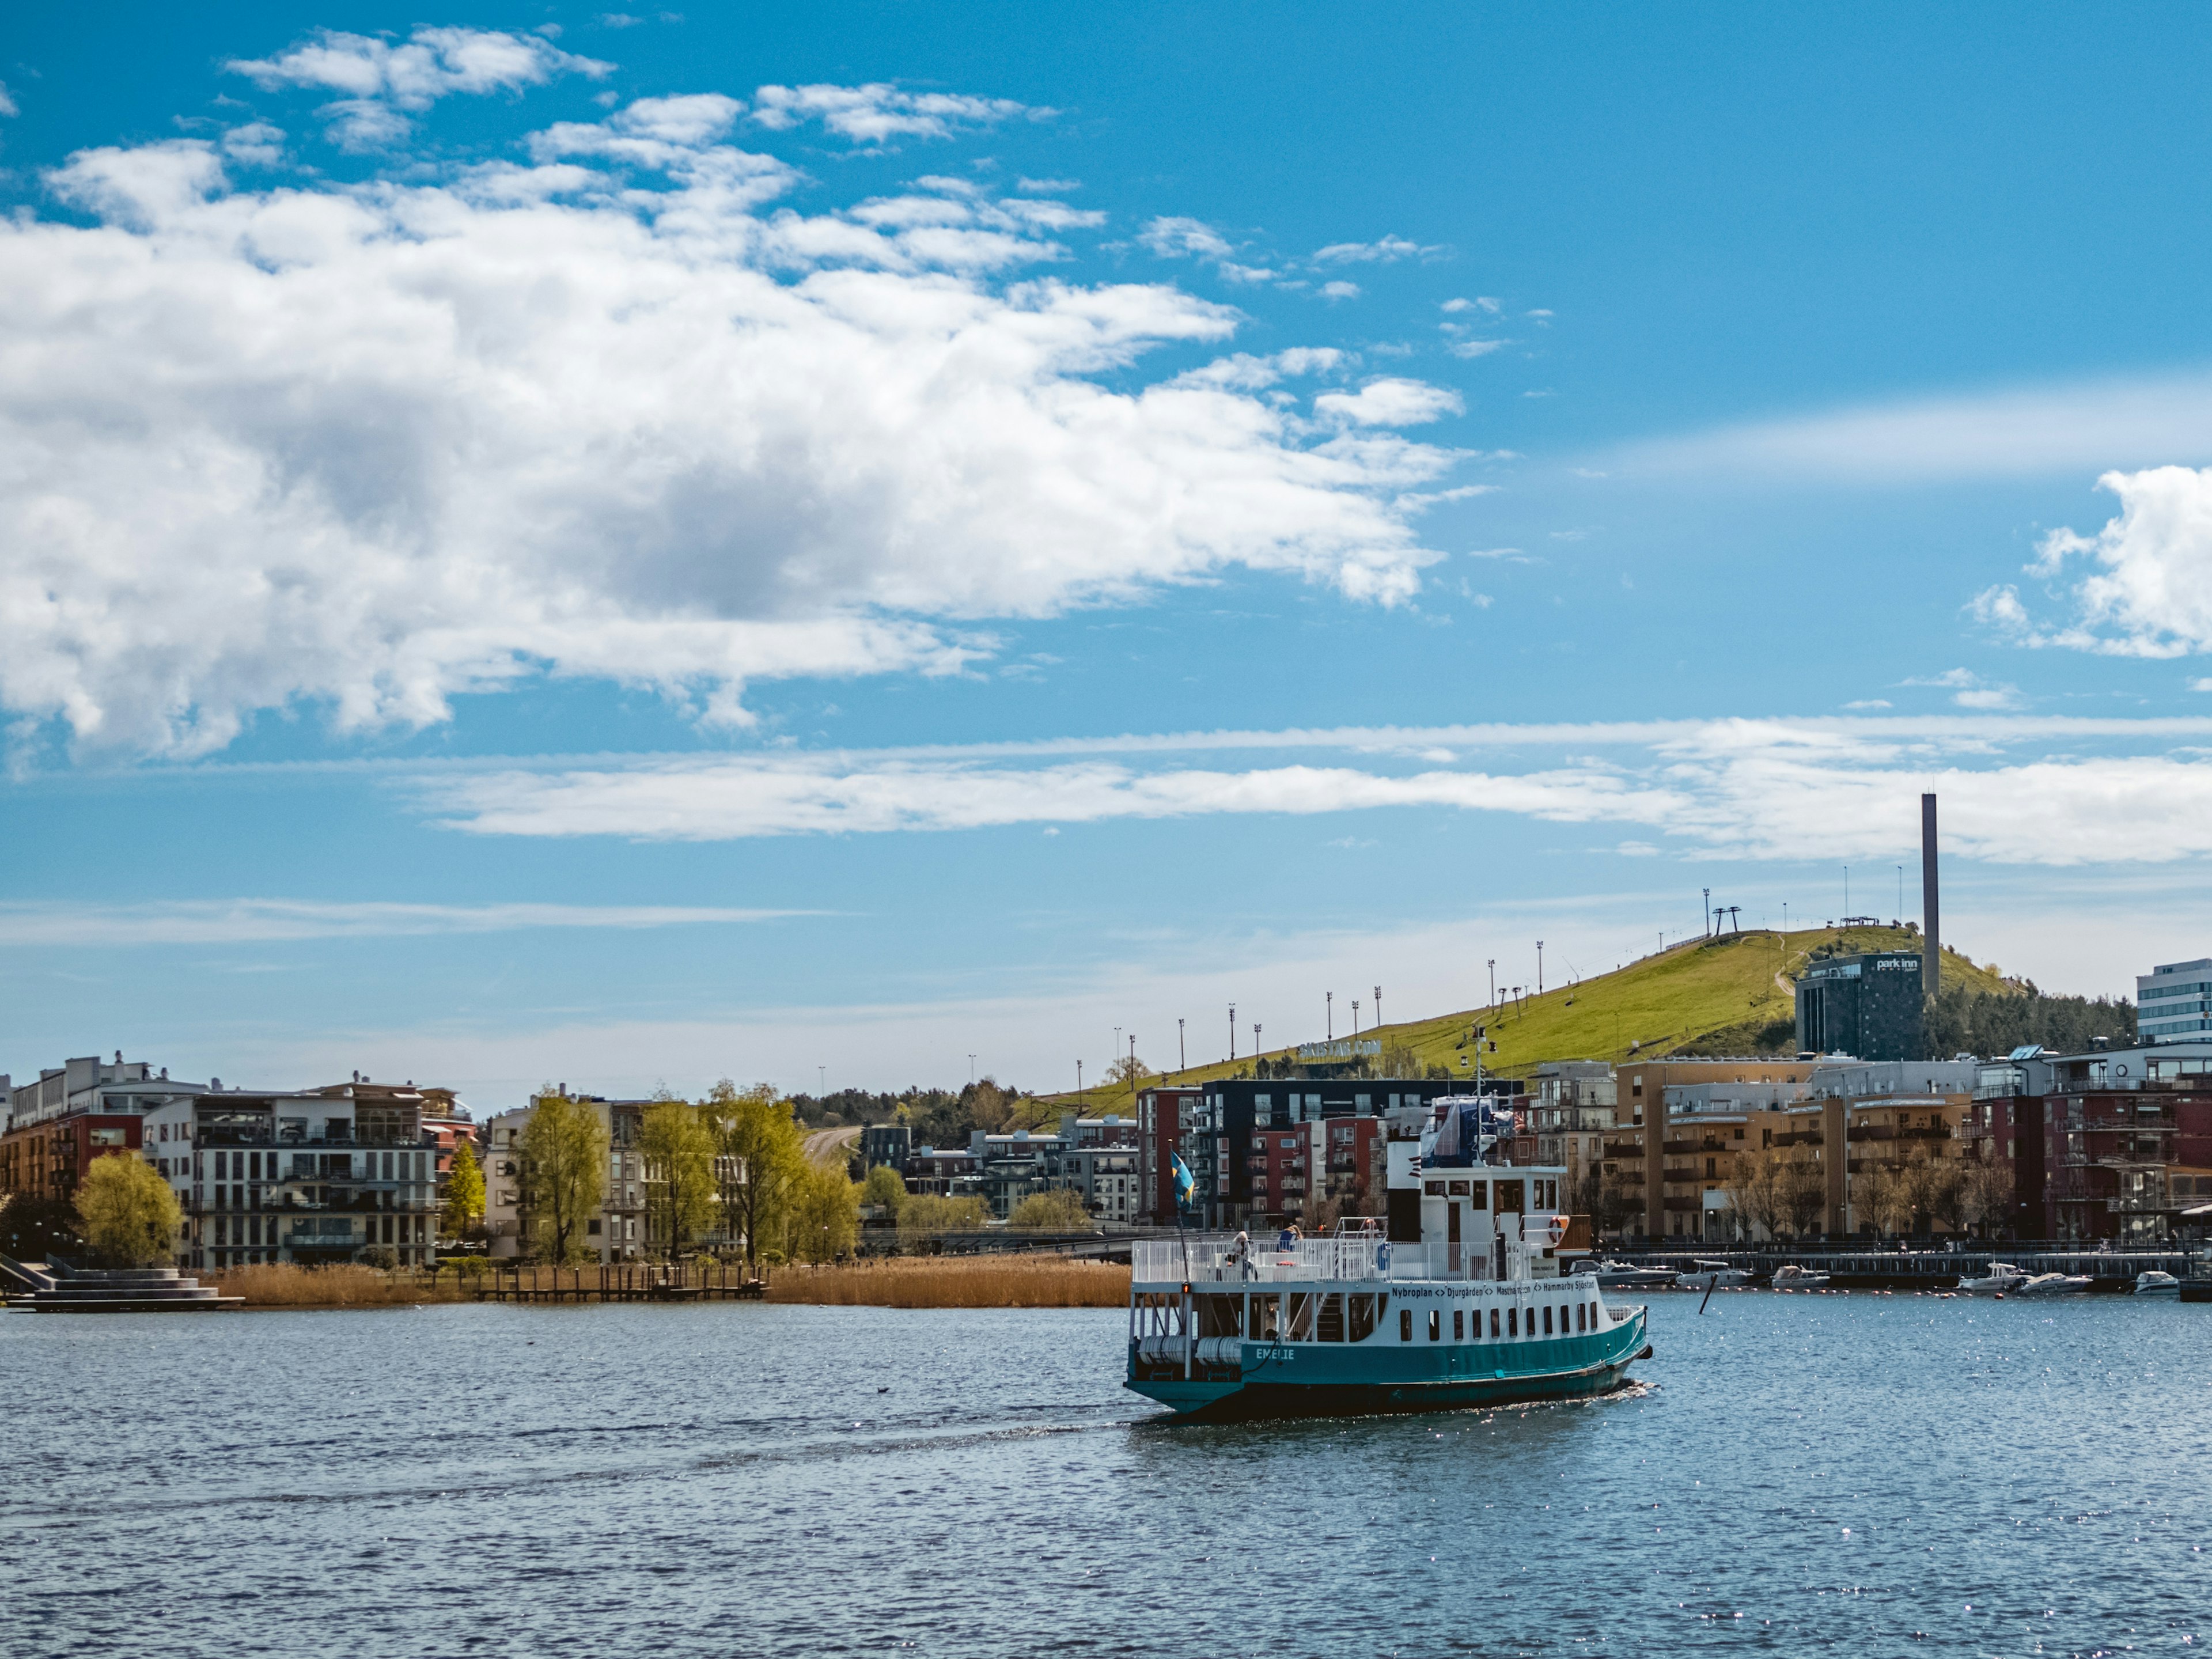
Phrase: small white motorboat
[
  {"left": 1770, "top": 1263, "right": 1831, "bottom": 1290},
  {"left": 1955, "top": 1263, "right": 2029, "bottom": 1295},
  {"left": 2014, "top": 1271, "right": 2094, "bottom": 1296},
  {"left": 2134, "top": 1270, "right": 2181, "bottom": 1298},
  {"left": 1677, "top": 1259, "right": 1754, "bottom": 1290},
  {"left": 1570, "top": 1258, "right": 1681, "bottom": 1290}
]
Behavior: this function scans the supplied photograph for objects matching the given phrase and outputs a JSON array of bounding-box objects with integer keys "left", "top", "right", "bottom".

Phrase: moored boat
[
  {"left": 1569, "top": 1258, "right": 1682, "bottom": 1290},
  {"left": 2134, "top": 1270, "right": 2180, "bottom": 1298},
  {"left": 1126, "top": 1097, "right": 1652, "bottom": 1418},
  {"left": 1955, "top": 1263, "right": 2029, "bottom": 1295},
  {"left": 2014, "top": 1271, "right": 2094, "bottom": 1296},
  {"left": 1769, "top": 1263, "right": 1830, "bottom": 1290},
  {"left": 1677, "top": 1260, "right": 1753, "bottom": 1290}
]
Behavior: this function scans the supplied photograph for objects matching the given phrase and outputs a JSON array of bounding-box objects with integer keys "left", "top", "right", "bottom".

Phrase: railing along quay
[
  {"left": 475, "top": 1261, "right": 769, "bottom": 1304},
  {"left": 1608, "top": 1244, "right": 2209, "bottom": 1289}
]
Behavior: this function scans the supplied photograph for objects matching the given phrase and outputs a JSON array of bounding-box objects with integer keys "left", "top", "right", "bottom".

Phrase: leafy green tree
[
  {"left": 520, "top": 1090, "right": 608, "bottom": 1264},
  {"left": 785, "top": 1161, "right": 860, "bottom": 1263},
  {"left": 443, "top": 1138, "right": 486, "bottom": 1238},
  {"left": 1007, "top": 1187, "right": 1093, "bottom": 1230},
  {"left": 75, "top": 1153, "right": 182, "bottom": 1267},
  {"left": 700, "top": 1079, "right": 804, "bottom": 1268},
  {"left": 861, "top": 1163, "right": 907, "bottom": 1218},
  {"left": 896, "top": 1193, "right": 990, "bottom": 1250},
  {"left": 641, "top": 1099, "right": 717, "bottom": 1259}
]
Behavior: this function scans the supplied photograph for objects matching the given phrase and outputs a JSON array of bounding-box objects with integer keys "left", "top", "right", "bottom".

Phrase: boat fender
[
  {"left": 1638, "top": 1344, "right": 1654, "bottom": 1361},
  {"left": 1376, "top": 1242, "right": 1391, "bottom": 1274}
]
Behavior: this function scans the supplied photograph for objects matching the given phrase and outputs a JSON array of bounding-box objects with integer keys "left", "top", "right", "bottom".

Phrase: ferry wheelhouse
[{"left": 1126, "top": 1097, "right": 1652, "bottom": 1418}]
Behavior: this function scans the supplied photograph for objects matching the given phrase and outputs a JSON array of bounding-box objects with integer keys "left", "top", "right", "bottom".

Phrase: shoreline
[{"left": 184, "top": 1256, "right": 1130, "bottom": 1312}]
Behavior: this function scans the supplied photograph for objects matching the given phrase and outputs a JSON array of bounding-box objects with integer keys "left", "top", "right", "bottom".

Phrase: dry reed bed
[
  {"left": 206, "top": 1263, "right": 475, "bottom": 1308},
  {"left": 765, "top": 1255, "right": 1129, "bottom": 1308}
]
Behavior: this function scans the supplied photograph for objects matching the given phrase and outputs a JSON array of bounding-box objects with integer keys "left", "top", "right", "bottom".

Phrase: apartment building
[
  {"left": 1525, "top": 1061, "right": 1616, "bottom": 1205},
  {"left": 482, "top": 1094, "right": 650, "bottom": 1262},
  {"left": 0, "top": 1054, "right": 205, "bottom": 1205},
  {"left": 1604, "top": 1056, "right": 1976, "bottom": 1240},
  {"left": 1968, "top": 1040, "right": 2212, "bottom": 1241},
  {"left": 141, "top": 1081, "right": 440, "bottom": 1269}
]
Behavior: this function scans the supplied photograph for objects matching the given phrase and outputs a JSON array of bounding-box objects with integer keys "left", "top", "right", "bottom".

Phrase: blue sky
[{"left": 7, "top": 4, "right": 2212, "bottom": 1106}]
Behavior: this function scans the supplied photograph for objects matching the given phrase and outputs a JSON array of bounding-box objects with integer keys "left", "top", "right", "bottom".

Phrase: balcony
[
  {"left": 1772, "top": 1131, "right": 1823, "bottom": 1147},
  {"left": 1662, "top": 1138, "right": 1730, "bottom": 1155},
  {"left": 1601, "top": 1139, "right": 1644, "bottom": 1158}
]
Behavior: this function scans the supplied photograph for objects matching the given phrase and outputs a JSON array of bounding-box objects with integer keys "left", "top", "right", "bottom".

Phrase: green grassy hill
[{"left": 1028, "top": 927, "right": 2015, "bottom": 1123}]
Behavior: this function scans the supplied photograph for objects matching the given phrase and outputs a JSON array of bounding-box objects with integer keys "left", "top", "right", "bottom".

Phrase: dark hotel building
[{"left": 1794, "top": 950, "right": 1925, "bottom": 1061}]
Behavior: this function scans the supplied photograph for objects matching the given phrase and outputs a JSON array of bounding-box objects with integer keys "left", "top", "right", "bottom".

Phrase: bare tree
[{"left": 1779, "top": 1160, "right": 1827, "bottom": 1240}]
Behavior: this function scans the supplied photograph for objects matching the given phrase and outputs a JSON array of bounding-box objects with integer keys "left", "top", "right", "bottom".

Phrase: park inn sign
[{"left": 1296, "top": 1040, "right": 1382, "bottom": 1061}]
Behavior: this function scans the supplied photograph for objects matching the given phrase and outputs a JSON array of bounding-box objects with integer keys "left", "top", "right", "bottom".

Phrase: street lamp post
[
  {"left": 1178, "top": 1017, "right": 1185, "bottom": 1074},
  {"left": 1326, "top": 991, "right": 1332, "bottom": 1041},
  {"left": 1229, "top": 1003, "right": 1237, "bottom": 1062}
]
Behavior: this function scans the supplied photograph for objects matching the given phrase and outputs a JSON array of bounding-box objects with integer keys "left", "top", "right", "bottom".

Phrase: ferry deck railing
[{"left": 1132, "top": 1234, "right": 1537, "bottom": 1285}]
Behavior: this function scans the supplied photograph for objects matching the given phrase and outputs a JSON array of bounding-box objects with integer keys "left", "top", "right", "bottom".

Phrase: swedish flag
[{"left": 1171, "top": 1152, "right": 1196, "bottom": 1209}]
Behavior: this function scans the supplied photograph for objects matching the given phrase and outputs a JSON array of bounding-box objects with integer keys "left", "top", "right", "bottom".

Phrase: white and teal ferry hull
[{"left": 1129, "top": 1303, "right": 1650, "bottom": 1419}]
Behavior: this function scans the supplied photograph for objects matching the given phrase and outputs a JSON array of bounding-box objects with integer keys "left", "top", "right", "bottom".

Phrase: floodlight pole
[
  {"left": 1178, "top": 1017, "right": 1185, "bottom": 1074},
  {"left": 1229, "top": 1003, "right": 1237, "bottom": 1062}
]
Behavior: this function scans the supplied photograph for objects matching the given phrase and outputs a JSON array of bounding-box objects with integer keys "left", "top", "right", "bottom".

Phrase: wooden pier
[{"left": 475, "top": 1260, "right": 768, "bottom": 1304}]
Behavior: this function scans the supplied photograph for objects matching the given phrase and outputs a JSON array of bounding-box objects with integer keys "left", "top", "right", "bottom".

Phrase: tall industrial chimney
[{"left": 1921, "top": 791, "right": 1941, "bottom": 997}]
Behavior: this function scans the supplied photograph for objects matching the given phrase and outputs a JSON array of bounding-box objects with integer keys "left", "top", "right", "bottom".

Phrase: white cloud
[
  {"left": 1441, "top": 296, "right": 1499, "bottom": 316},
  {"left": 1979, "top": 466, "right": 2212, "bottom": 660},
  {"left": 426, "top": 713, "right": 2212, "bottom": 868},
  {"left": 1448, "top": 339, "right": 1510, "bottom": 359},
  {"left": 1315, "top": 379, "right": 1463, "bottom": 427},
  {"left": 749, "top": 82, "right": 1042, "bottom": 145},
  {"left": 1319, "top": 280, "right": 1361, "bottom": 301},
  {"left": 228, "top": 27, "right": 612, "bottom": 149},
  {"left": 1016, "top": 177, "right": 1079, "bottom": 194},
  {"left": 1843, "top": 699, "right": 1892, "bottom": 710},
  {"left": 220, "top": 122, "right": 287, "bottom": 167},
  {"left": 1618, "top": 369, "right": 2212, "bottom": 483},
  {"left": 1312, "top": 235, "right": 1438, "bottom": 264},
  {"left": 0, "top": 80, "right": 18, "bottom": 119},
  {"left": 1900, "top": 668, "right": 2024, "bottom": 711},
  {"left": 1, "top": 99, "right": 1461, "bottom": 756},
  {"left": 0, "top": 899, "right": 810, "bottom": 947},
  {"left": 1139, "top": 215, "right": 1234, "bottom": 260}
]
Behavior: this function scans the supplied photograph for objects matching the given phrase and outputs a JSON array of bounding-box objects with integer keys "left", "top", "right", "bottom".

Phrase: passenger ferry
[{"left": 1126, "top": 1097, "right": 1652, "bottom": 1418}]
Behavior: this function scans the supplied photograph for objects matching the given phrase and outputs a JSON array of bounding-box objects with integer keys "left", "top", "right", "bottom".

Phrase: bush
[
  {"left": 361, "top": 1245, "right": 399, "bottom": 1270},
  {"left": 75, "top": 1154, "right": 182, "bottom": 1267},
  {"left": 1007, "top": 1188, "right": 1093, "bottom": 1231},
  {"left": 897, "top": 1194, "right": 990, "bottom": 1248}
]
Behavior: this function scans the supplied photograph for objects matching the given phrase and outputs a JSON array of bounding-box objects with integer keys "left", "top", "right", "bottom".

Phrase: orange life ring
[{"left": 1546, "top": 1213, "right": 1568, "bottom": 1247}]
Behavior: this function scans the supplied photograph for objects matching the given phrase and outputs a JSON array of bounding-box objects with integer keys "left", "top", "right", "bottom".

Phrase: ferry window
[
  {"left": 1496, "top": 1180, "right": 1524, "bottom": 1213},
  {"left": 1425, "top": 1180, "right": 1445, "bottom": 1196},
  {"left": 1400, "top": 1308, "right": 1412, "bottom": 1342},
  {"left": 1452, "top": 1309, "right": 1464, "bottom": 1340},
  {"left": 1349, "top": 1294, "right": 1380, "bottom": 1342},
  {"left": 1287, "top": 1292, "right": 1316, "bottom": 1342},
  {"left": 1508, "top": 1306, "right": 1518, "bottom": 1338},
  {"left": 1575, "top": 1303, "right": 1586, "bottom": 1332},
  {"left": 1469, "top": 1183, "right": 1488, "bottom": 1210},
  {"left": 1543, "top": 1305, "right": 1554, "bottom": 1336},
  {"left": 1252, "top": 1294, "right": 1281, "bottom": 1341},
  {"left": 1427, "top": 1309, "right": 1440, "bottom": 1342},
  {"left": 1447, "top": 1180, "right": 1470, "bottom": 1197},
  {"left": 1490, "top": 1308, "right": 1500, "bottom": 1338}
]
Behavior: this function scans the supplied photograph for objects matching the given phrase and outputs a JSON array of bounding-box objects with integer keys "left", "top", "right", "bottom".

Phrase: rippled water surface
[{"left": 5, "top": 1290, "right": 2209, "bottom": 1656}]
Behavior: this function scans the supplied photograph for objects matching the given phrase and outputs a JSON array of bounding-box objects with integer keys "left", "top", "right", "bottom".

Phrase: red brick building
[{"left": 1969, "top": 1044, "right": 2212, "bottom": 1241}]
